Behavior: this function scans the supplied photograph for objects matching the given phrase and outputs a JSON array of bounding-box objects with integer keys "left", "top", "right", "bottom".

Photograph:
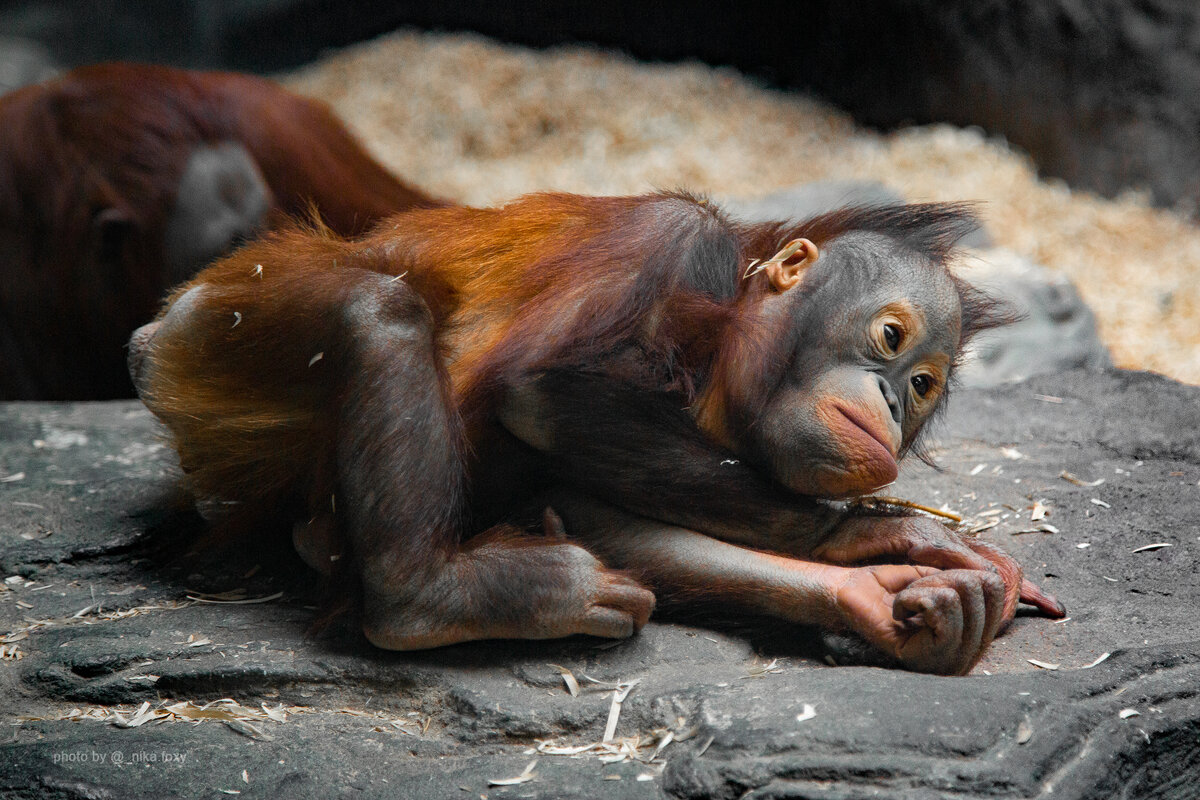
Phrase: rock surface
[{"left": 1, "top": 369, "right": 1198, "bottom": 799}]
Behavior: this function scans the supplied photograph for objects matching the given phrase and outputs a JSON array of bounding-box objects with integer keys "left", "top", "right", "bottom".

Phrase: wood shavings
[
  {"left": 225, "top": 718, "right": 271, "bottom": 740},
  {"left": 742, "top": 238, "right": 810, "bottom": 280},
  {"left": 2, "top": 599, "right": 195, "bottom": 641},
  {"left": 1119, "top": 708, "right": 1140, "bottom": 719},
  {"left": 1033, "top": 394, "right": 1065, "bottom": 404},
  {"left": 1076, "top": 543, "right": 1091, "bottom": 549},
  {"left": 175, "top": 634, "right": 213, "bottom": 648},
  {"left": 1027, "top": 658, "right": 1060, "bottom": 670},
  {"left": 1016, "top": 719, "right": 1033, "bottom": 745},
  {"left": 537, "top": 726, "right": 679, "bottom": 765},
  {"left": 1090, "top": 498, "right": 1111, "bottom": 508},
  {"left": 1000, "top": 447, "right": 1025, "bottom": 460},
  {"left": 0, "top": 472, "right": 26, "bottom": 482},
  {"left": 231, "top": 312, "right": 241, "bottom": 328},
  {"left": 548, "top": 663, "right": 580, "bottom": 697},
  {"left": 252, "top": 264, "right": 263, "bottom": 278},
  {"left": 1061, "top": 471, "right": 1104, "bottom": 487},
  {"left": 308, "top": 352, "right": 324, "bottom": 367},
  {"left": 969, "top": 464, "right": 987, "bottom": 476},
  {"left": 261, "top": 704, "right": 288, "bottom": 723},
  {"left": 968, "top": 518, "right": 1001, "bottom": 534},
  {"left": 186, "top": 591, "right": 283, "bottom": 605},
  {"left": 1131, "top": 543, "right": 1172, "bottom": 553},
  {"left": 650, "top": 731, "right": 674, "bottom": 761},
  {"left": 795, "top": 704, "right": 817, "bottom": 723},
  {"left": 1030, "top": 501, "right": 1048, "bottom": 521},
  {"left": 603, "top": 680, "right": 639, "bottom": 743},
  {"left": 1081, "top": 652, "right": 1111, "bottom": 669},
  {"left": 111, "top": 701, "right": 159, "bottom": 728},
  {"left": 488, "top": 760, "right": 537, "bottom": 786},
  {"left": 742, "top": 657, "right": 784, "bottom": 678}
]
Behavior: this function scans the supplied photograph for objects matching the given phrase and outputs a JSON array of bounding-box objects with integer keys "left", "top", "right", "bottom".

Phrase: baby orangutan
[{"left": 129, "top": 192, "right": 1065, "bottom": 675}]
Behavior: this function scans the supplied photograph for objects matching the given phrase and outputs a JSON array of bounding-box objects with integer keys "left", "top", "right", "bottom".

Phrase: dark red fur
[{"left": 0, "top": 63, "right": 446, "bottom": 400}]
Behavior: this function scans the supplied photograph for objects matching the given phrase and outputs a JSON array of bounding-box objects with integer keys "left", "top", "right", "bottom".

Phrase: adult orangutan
[
  {"left": 0, "top": 63, "right": 444, "bottom": 400},
  {"left": 128, "top": 192, "right": 1065, "bottom": 675}
]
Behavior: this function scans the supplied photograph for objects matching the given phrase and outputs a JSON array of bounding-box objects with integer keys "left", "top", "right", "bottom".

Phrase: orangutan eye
[
  {"left": 882, "top": 323, "right": 901, "bottom": 352},
  {"left": 911, "top": 374, "right": 932, "bottom": 398}
]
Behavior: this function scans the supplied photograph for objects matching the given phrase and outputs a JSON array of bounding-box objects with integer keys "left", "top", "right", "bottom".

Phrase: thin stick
[{"left": 852, "top": 496, "right": 964, "bottom": 523}]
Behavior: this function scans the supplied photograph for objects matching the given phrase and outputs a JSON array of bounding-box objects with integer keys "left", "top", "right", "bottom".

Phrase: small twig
[{"left": 853, "top": 496, "right": 963, "bottom": 523}]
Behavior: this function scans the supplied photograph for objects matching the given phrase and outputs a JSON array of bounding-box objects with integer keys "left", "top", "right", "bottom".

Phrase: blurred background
[{"left": 1, "top": 0, "right": 1197, "bottom": 383}]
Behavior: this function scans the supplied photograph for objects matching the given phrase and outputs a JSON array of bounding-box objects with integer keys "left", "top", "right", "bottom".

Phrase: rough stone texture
[
  {"left": 1, "top": 369, "right": 1198, "bottom": 799},
  {"left": 954, "top": 251, "right": 1112, "bottom": 388},
  {"left": 0, "top": 36, "right": 57, "bottom": 94}
]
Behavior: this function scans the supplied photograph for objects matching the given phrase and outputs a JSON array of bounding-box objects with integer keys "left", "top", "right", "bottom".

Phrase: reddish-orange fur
[{"left": 134, "top": 192, "right": 1063, "bottom": 672}]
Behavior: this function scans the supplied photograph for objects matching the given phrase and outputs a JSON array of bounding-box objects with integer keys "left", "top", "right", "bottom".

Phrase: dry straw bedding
[{"left": 286, "top": 31, "right": 1200, "bottom": 384}]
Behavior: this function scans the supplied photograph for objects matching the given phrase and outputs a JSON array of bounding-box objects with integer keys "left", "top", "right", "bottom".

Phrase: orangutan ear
[{"left": 766, "top": 237, "right": 819, "bottom": 292}]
